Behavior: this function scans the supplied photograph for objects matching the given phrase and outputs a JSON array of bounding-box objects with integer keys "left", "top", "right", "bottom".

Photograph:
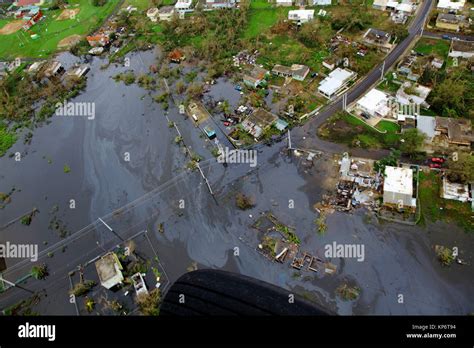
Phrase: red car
[
  {"left": 429, "top": 163, "right": 441, "bottom": 169},
  {"left": 431, "top": 157, "right": 445, "bottom": 163},
  {"left": 223, "top": 121, "right": 231, "bottom": 127}
]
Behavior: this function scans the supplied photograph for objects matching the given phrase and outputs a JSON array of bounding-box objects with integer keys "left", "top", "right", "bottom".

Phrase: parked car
[
  {"left": 429, "top": 163, "right": 441, "bottom": 169},
  {"left": 223, "top": 121, "right": 231, "bottom": 127},
  {"left": 431, "top": 157, "right": 445, "bottom": 163},
  {"left": 234, "top": 85, "right": 242, "bottom": 91},
  {"left": 361, "top": 112, "right": 370, "bottom": 120},
  {"left": 311, "top": 72, "right": 318, "bottom": 78},
  {"left": 442, "top": 34, "right": 451, "bottom": 40}
]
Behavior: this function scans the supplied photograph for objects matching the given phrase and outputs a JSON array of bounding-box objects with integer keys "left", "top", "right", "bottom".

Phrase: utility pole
[
  {"left": 0, "top": 275, "right": 34, "bottom": 294},
  {"left": 380, "top": 60, "right": 385, "bottom": 80},
  {"left": 98, "top": 218, "right": 124, "bottom": 242}
]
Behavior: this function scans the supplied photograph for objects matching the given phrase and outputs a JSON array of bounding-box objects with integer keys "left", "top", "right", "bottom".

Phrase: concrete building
[
  {"left": 158, "top": 6, "right": 175, "bottom": 21},
  {"left": 441, "top": 177, "right": 471, "bottom": 203},
  {"left": 243, "top": 65, "right": 269, "bottom": 88},
  {"left": 437, "top": 0, "right": 465, "bottom": 12},
  {"left": 436, "top": 13, "right": 465, "bottom": 31},
  {"left": 175, "top": 0, "right": 193, "bottom": 13},
  {"left": 95, "top": 252, "right": 124, "bottom": 290},
  {"left": 363, "top": 28, "right": 392, "bottom": 51},
  {"left": 242, "top": 108, "right": 278, "bottom": 139},
  {"left": 147, "top": 7, "right": 159, "bottom": 22},
  {"left": 383, "top": 166, "right": 416, "bottom": 210},
  {"left": 356, "top": 88, "right": 391, "bottom": 118},
  {"left": 449, "top": 39, "right": 474, "bottom": 59},
  {"left": 271, "top": 64, "right": 310, "bottom": 81},
  {"left": 204, "top": 0, "right": 237, "bottom": 9},
  {"left": 416, "top": 115, "right": 436, "bottom": 141},
  {"left": 288, "top": 10, "right": 314, "bottom": 24},
  {"left": 318, "top": 68, "right": 356, "bottom": 99},
  {"left": 373, "top": 0, "right": 388, "bottom": 10},
  {"left": 435, "top": 117, "right": 474, "bottom": 147}
]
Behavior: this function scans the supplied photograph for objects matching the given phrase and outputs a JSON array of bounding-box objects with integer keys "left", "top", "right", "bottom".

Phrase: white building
[
  {"left": 175, "top": 0, "right": 193, "bottom": 13},
  {"left": 416, "top": 115, "right": 436, "bottom": 141},
  {"left": 387, "top": 1, "right": 414, "bottom": 13},
  {"left": 205, "top": 0, "right": 237, "bottom": 9},
  {"left": 373, "top": 0, "right": 388, "bottom": 10},
  {"left": 437, "top": 0, "right": 466, "bottom": 12},
  {"left": 318, "top": 68, "right": 356, "bottom": 99},
  {"left": 288, "top": 10, "right": 315, "bottom": 24},
  {"left": 276, "top": 0, "right": 293, "bottom": 6},
  {"left": 312, "top": 0, "right": 331, "bottom": 5},
  {"left": 158, "top": 6, "right": 175, "bottom": 21},
  {"left": 147, "top": 7, "right": 159, "bottom": 22},
  {"left": 383, "top": 166, "right": 416, "bottom": 209},
  {"left": 356, "top": 88, "right": 391, "bottom": 118}
]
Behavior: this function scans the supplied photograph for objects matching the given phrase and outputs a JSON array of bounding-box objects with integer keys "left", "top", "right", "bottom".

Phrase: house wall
[{"left": 436, "top": 21, "right": 459, "bottom": 30}]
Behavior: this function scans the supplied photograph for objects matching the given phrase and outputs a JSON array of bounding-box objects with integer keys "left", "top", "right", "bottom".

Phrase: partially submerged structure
[
  {"left": 242, "top": 108, "right": 278, "bottom": 139},
  {"left": 95, "top": 252, "right": 124, "bottom": 290}
]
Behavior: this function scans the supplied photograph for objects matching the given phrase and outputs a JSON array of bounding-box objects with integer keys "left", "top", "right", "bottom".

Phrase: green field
[
  {"left": 0, "top": 0, "right": 119, "bottom": 59},
  {"left": 243, "top": 0, "right": 289, "bottom": 39},
  {"left": 414, "top": 38, "right": 450, "bottom": 59},
  {"left": 319, "top": 112, "right": 401, "bottom": 149},
  {"left": 418, "top": 171, "right": 472, "bottom": 232},
  {"left": 376, "top": 120, "right": 400, "bottom": 133}
]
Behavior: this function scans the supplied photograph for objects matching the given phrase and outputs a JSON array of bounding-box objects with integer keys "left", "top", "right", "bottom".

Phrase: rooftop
[
  {"left": 318, "top": 68, "right": 355, "bottom": 96},
  {"left": 364, "top": 28, "right": 391, "bottom": 44},
  {"left": 272, "top": 64, "right": 309, "bottom": 78},
  {"left": 451, "top": 39, "right": 474, "bottom": 53},
  {"left": 437, "top": 0, "right": 465, "bottom": 10},
  {"left": 95, "top": 252, "right": 124, "bottom": 289},
  {"left": 384, "top": 166, "right": 413, "bottom": 196},
  {"left": 357, "top": 88, "right": 389, "bottom": 113}
]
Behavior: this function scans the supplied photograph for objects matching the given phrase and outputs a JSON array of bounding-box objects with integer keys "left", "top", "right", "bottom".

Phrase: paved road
[
  {"left": 292, "top": 0, "right": 435, "bottom": 159},
  {"left": 423, "top": 31, "right": 474, "bottom": 41}
]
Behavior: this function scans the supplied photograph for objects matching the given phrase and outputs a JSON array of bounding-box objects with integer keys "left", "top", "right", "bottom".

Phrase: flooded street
[{"left": 0, "top": 49, "right": 473, "bottom": 315}]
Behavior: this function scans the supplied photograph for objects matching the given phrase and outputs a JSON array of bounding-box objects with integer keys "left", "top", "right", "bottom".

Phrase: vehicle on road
[{"left": 204, "top": 126, "right": 217, "bottom": 139}]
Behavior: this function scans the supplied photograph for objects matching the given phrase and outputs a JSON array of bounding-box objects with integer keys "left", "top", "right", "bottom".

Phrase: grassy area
[
  {"left": 414, "top": 38, "right": 450, "bottom": 59},
  {"left": 376, "top": 120, "right": 400, "bottom": 133},
  {"left": 318, "top": 112, "right": 400, "bottom": 149},
  {"left": 377, "top": 72, "right": 402, "bottom": 93},
  {"left": 243, "top": 2, "right": 288, "bottom": 39},
  {"left": 0, "top": 126, "right": 17, "bottom": 157},
  {"left": 0, "top": 0, "right": 119, "bottom": 59},
  {"left": 418, "top": 171, "right": 472, "bottom": 232}
]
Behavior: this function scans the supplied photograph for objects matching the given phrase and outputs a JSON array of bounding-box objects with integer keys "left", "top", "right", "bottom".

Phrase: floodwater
[{"left": 0, "top": 49, "right": 473, "bottom": 315}]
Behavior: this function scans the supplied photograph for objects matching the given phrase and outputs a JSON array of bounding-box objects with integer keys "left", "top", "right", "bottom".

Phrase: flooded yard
[{"left": 0, "top": 48, "right": 473, "bottom": 316}]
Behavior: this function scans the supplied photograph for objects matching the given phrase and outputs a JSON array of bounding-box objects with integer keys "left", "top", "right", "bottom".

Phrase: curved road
[{"left": 292, "top": 0, "right": 434, "bottom": 159}]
